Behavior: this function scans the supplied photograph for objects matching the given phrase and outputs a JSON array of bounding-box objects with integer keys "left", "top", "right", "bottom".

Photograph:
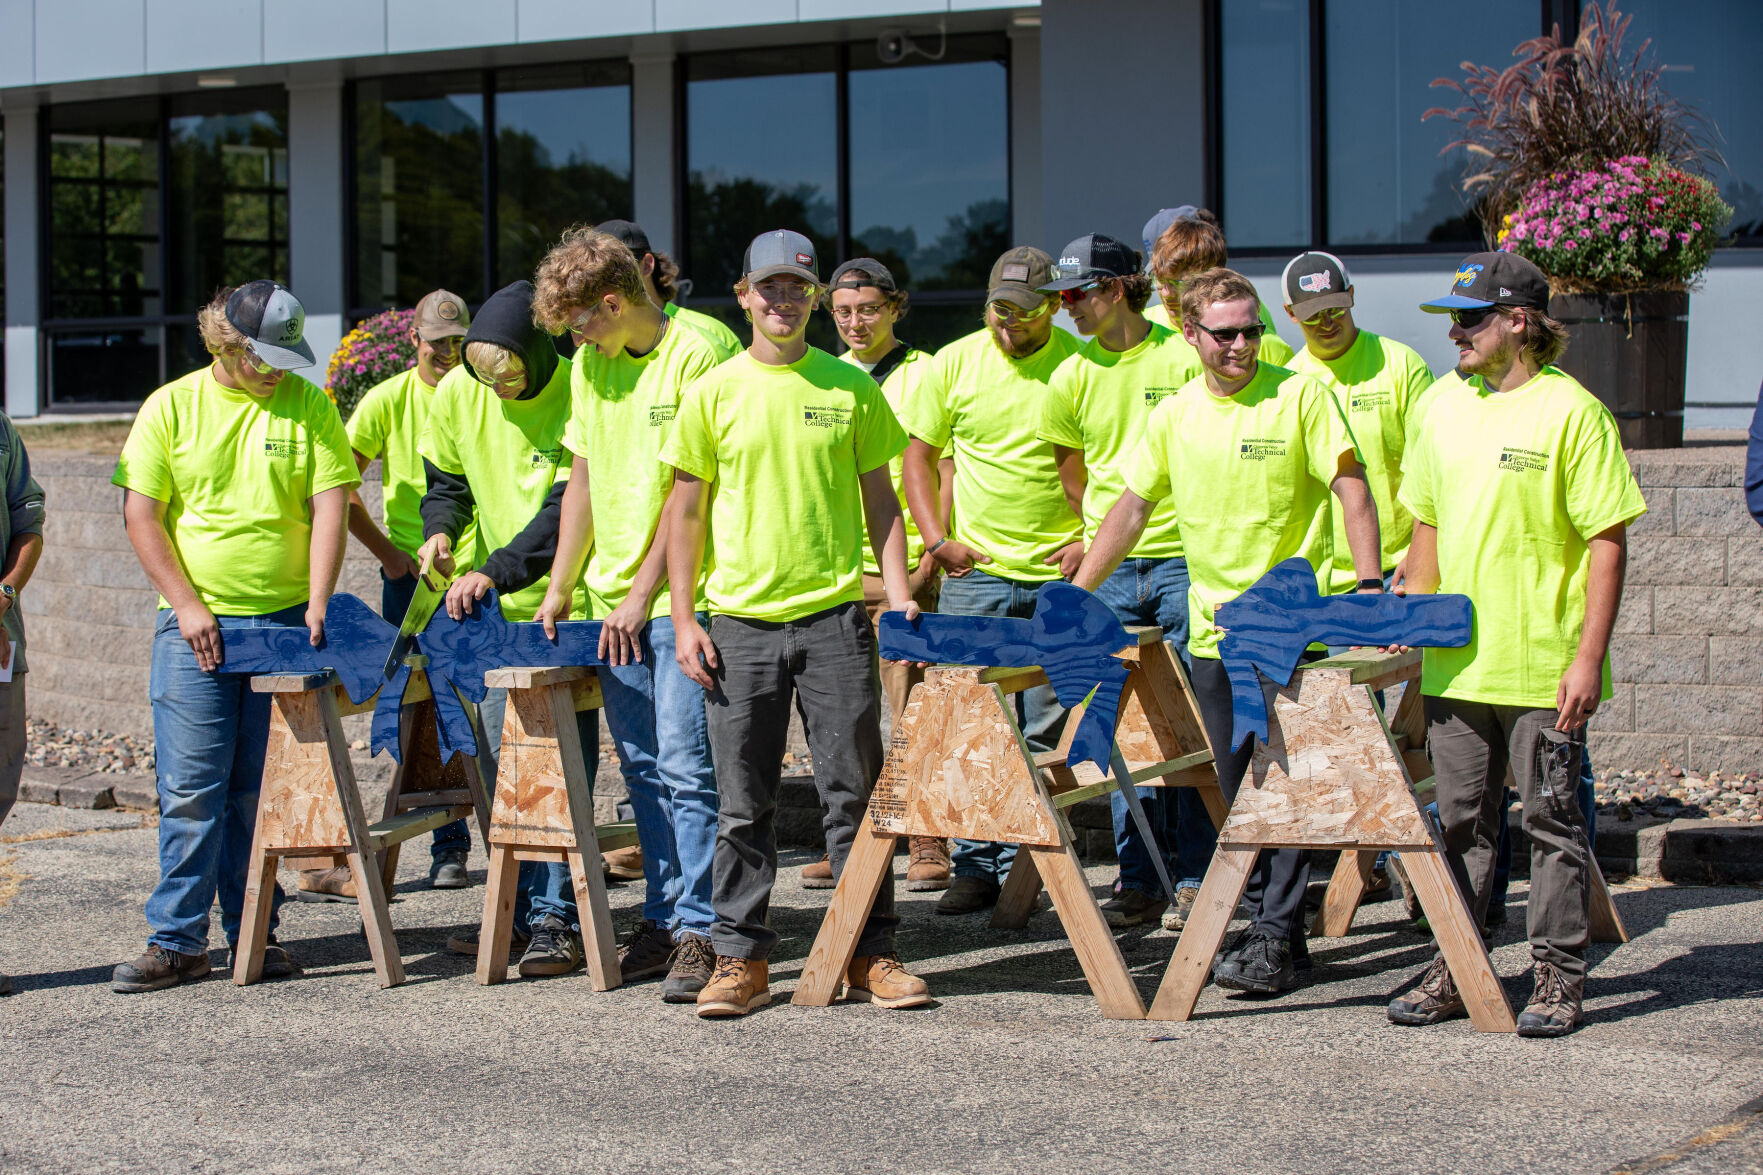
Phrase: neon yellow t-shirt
[
  {"left": 113, "top": 367, "right": 360, "bottom": 615},
  {"left": 1039, "top": 322, "right": 1191, "bottom": 560},
  {"left": 346, "top": 367, "right": 477, "bottom": 573},
  {"left": 1399, "top": 366, "right": 1645, "bottom": 708},
  {"left": 1144, "top": 299, "right": 1296, "bottom": 365},
  {"left": 665, "top": 303, "right": 742, "bottom": 362},
  {"left": 1289, "top": 329, "right": 1434, "bottom": 592},
  {"left": 843, "top": 347, "right": 930, "bottom": 575},
  {"left": 562, "top": 322, "right": 724, "bottom": 620},
  {"left": 1123, "top": 362, "right": 1361, "bottom": 659},
  {"left": 419, "top": 359, "right": 586, "bottom": 623},
  {"left": 898, "top": 327, "right": 1083, "bottom": 581},
  {"left": 660, "top": 347, "right": 907, "bottom": 622}
]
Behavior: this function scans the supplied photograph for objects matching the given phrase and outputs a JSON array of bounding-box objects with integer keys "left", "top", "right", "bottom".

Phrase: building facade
[{"left": 1, "top": 0, "right": 1758, "bottom": 424}]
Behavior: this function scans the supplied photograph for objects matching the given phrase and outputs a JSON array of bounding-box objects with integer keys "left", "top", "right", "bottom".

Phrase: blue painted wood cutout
[
  {"left": 1215, "top": 557, "right": 1473, "bottom": 751},
  {"left": 878, "top": 582, "right": 1133, "bottom": 774}
]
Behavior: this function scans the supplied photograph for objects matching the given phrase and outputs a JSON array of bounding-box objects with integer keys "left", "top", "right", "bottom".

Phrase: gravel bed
[
  {"left": 1595, "top": 768, "right": 1763, "bottom": 823},
  {"left": 25, "top": 719, "right": 154, "bottom": 775}
]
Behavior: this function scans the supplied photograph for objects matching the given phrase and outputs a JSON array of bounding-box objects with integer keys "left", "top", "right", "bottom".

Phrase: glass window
[
  {"left": 495, "top": 63, "right": 633, "bottom": 288},
  {"left": 1621, "top": 0, "right": 1763, "bottom": 239},
  {"left": 48, "top": 99, "right": 162, "bottom": 321},
  {"left": 354, "top": 73, "right": 485, "bottom": 310},
  {"left": 169, "top": 88, "right": 289, "bottom": 300},
  {"left": 1220, "top": 0, "right": 1310, "bottom": 249},
  {"left": 684, "top": 47, "right": 839, "bottom": 297},
  {"left": 1325, "top": 0, "right": 1535, "bottom": 246},
  {"left": 847, "top": 37, "right": 1009, "bottom": 291}
]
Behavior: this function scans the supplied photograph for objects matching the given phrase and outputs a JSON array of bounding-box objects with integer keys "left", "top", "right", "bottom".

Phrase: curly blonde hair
[
  {"left": 532, "top": 226, "right": 647, "bottom": 333},
  {"left": 196, "top": 288, "right": 247, "bottom": 356}
]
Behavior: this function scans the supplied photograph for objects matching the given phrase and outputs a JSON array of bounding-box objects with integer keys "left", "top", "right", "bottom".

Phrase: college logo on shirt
[
  {"left": 1143, "top": 386, "right": 1180, "bottom": 407},
  {"left": 1349, "top": 390, "right": 1391, "bottom": 412},
  {"left": 1499, "top": 447, "right": 1549, "bottom": 473},
  {"left": 263, "top": 439, "right": 298, "bottom": 459},
  {"left": 1239, "top": 438, "right": 1287, "bottom": 461},
  {"left": 647, "top": 405, "right": 677, "bottom": 428},
  {"left": 528, "top": 446, "right": 562, "bottom": 468},
  {"left": 802, "top": 405, "right": 852, "bottom": 429}
]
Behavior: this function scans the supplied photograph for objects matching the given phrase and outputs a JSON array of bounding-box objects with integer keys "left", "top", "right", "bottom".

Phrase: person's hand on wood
[
  {"left": 443, "top": 571, "right": 495, "bottom": 620},
  {"left": 305, "top": 598, "right": 328, "bottom": 648},
  {"left": 535, "top": 583, "right": 573, "bottom": 641}
]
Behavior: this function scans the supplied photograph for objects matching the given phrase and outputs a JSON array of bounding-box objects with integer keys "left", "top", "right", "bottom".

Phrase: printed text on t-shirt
[
  {"left": 1499, "top": 447, "right": 1550, "bottom": 473},
  {"left": 1239, "top": 438, "right": 1288, "bottom": 461},
  {"left": 803, "top": 405, "right": 852, "bottom": 429}
]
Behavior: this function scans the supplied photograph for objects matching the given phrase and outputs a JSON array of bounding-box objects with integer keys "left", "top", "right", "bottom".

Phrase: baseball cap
[
  {"left": 1421, "top": 251, "right": 1550, "bottom": 313},
  {"left": 413, "top": 289, "right": 470, "bottom": 340},
  {"left": 742, "top": 230, "right": 820, "bottom": 284},
  {"left": 1141, "top": 206, "right": 1200, "bottom": 265},
  {"left": 595, "top": 218, "right": 652, "bottom": 258},
  {"left": 225, "top": 280, "right": 314, "bottom": 369},
  {"left": 828, "top": 258, "right": 898, "bottom": 293},
  {"left": 986, "top": 246, "right": 1056, "bottom": 310},
  {"left": 1041, "top": 234, "right": 1141, "bottom": 291},
  {"left": 1281, "top": 251, "right": 1354, "bottom": 314}
]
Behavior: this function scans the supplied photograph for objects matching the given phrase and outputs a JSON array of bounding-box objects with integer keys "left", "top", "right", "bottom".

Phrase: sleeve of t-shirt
[
  {"left": 111, "top": 390, "right": 175, "bottom": 501},
  {"left": 1301, "top": 375, "right": 1362, "bottom": 485},
  {"left": 852, "top": 376, "right": 908, "bottom": 476},
  {"left": 1399, "top": 348, "right": 1436, "bottom": 417},
  {"left": 346, "top": 381, "right": 392, "bottom": 461},
  {"left": 658, "top": 373, "right": 719, "bottom": 483},
  {"left": 417, "top": 388, "right": 466, "bottom": 476},
  {"left": 1563, "top": 404, "right": 1647, "bottom": 540},
  {"left": 1398, "top": 419, "right": 1438, "bottom": 528},
  {"left": 1037, "top": 360, "right": 1085, "bottom": 449},
  {"left": 1122, "top": 403, "right": 1176, "bottom": 503},
  {"left": 896, "top": 348, "right": 954, "bottom": 448},
  {"left": 307, "top": 389, "right": 362, "bottom": 498},
  {"left": 561, "top": 363, "right": 591, "bottom": 460}
]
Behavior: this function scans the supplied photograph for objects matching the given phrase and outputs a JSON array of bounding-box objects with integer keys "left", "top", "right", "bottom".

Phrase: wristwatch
[
  {"left": 1356, "top": 577, "right": 1385, "bottom": 592},
  {"left": 1, "top": 584, "right": 16, "bottom": 601}
]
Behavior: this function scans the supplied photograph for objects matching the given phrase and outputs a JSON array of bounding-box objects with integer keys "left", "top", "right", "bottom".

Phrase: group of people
[{"left": 60, "top": 202, "right": 1640, "bottom": 1037}]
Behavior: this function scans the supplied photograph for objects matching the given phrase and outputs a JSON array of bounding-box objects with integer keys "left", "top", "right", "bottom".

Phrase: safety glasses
[
  {"left": 1191, "top": 321, "right": 1268, "bottom": 345},
  {"left": 1300, "top": 306, "right": 1348, "bottom": 328},
  {"left": 239, "top": 343, "right": 277, "bottom": 375},
  {"left": 989, "top": 298, "right": 1055, "bottom": 327}
]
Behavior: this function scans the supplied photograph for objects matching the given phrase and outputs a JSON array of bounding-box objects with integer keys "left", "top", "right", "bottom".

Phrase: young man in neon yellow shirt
[
  {"left": 530, "top": 227, "right": 726, "bottom": 1003},
  {"left": 415, "top": 279, "right": 595, "bottom": 980},
  {"left": 661, "top": 230, "right": 929, "bottom": 1018},
  {"left": 1038, "top": 233, "right": 1216, "bottom": 933},
  {"left": 1143, "top": 207, "right": 1295, "bottom": 365},
  {"left": 1388, "top": 252, "right": 1643, "bottom": 1038},
  {"left": 824, "top": 256, "right": 952, "bottom": 894},
  {"left": 596, "top": 219, "right": 742, "bottom": 361},
  {"left": 1075, "top": 267, "right": 1383, "bottom": 995},
  {"left": 299, "top": 288, "right": 475, "bottom": 902},
  {"left": 111, "top": 281, "right": 358, "bottom": 993},
  {"left": 899, "top": 246, "right": 1084, "bottom": 916}
]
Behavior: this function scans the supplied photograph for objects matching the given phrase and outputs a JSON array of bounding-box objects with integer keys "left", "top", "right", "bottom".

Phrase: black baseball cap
[
  {"left": 1041, "top": 234, "right": 1141, "bottom": 291},
  {"left": 225, "top": 280, "right": 314, "bottom": 369},
  {"left": 595, "top": 219, "right": 652, "bottom": 257},
  {"left": 987, "top": 246, "right": 1056, "bottom": 311},
  {"left": 1282, "top": 251, "right": 1354, "bottom": 314},
  {"left": 828, "top": 258, "right": 897, "bottom": 293},
  {"left": 1422, "top": 251, "right": 1550, "bottom": 313}
]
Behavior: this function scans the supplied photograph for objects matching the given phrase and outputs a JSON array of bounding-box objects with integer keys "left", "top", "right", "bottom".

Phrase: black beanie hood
[{"left": 461, "top": 280, "right": 558, "bottom": 399}]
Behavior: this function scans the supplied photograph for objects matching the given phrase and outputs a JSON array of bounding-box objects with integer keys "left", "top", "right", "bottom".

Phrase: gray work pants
[{"left": 0, "top": 675, "right": 21, "bottom": 828}]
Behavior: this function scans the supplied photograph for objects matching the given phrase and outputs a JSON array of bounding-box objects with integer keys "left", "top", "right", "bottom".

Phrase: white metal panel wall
[
  {"left": 35, "top": 0, "right": 145, "bottom": 84},
  {"left": 0, "top": 1, "right": 34, "bottom": 90},
  {"left": 386, "top": 0, "right": 516, "bottom": 55},
  {"left": 265, "top": 0, "right": 387, "bottom": 63},
  {"left": 518, "top": 0, "right": 656, "bottom": 41},
  {"left": 145, "top": 0, "right": 262, "bottom": 75}
]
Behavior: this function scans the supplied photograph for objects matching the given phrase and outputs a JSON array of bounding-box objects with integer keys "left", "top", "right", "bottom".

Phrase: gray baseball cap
[
  {"left": 742, "top": 229, "right": 821, "bottom": 285},
  {"left": 225, "top": 280, "right": 315, "bottom": 369},
  {"left": 1142, "top": 205, "right": 1200, "bottom": 267}
]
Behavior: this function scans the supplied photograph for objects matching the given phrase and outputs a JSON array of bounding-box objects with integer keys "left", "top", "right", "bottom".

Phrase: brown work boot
[
  {"left": 296, "top": 866, "right": 357, "bottom": 903},
  {"left": 617, "top": 918, "right": 677, "bottom": 983},
  {"left": 1101, "top": 887, "right": 1168, "bottom": 929},
  {"left": 446, "top": 925, "right": 531, "bottom": 958},
  {"left": 1387, "top": 957, "right": 1466, "bottom": 1026},
  {"left": 1516, "top": 961, "right": 1583, "bottom": 1038},
  {"left": 697, "top": 955, "right": 770, "bottom": 1018},
  {"left": 110, "top": 944, "right": 212, "bottom": 993},
  {"left": 844, "top": 952, "right": 931, "bottom": 1009},
  {"left": 1161, "top": 885, "right": 1200, "bottom": 932},
  {"left": 603, "top": 844, "right": 643, "bottom": 881},
  {"left": 905, "top": 836, "right": 951, "bottom": 892},
  {"left": 801, "top": 854, "right": 835, "bottom": 889}
]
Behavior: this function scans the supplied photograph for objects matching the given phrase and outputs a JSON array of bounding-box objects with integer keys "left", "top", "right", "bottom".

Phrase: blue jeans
[
  {"left": 936, "top": 569, "right": 1069, "bottom": 882},
  {"left": 598, "top": 615, "right": 719, "bottom": 938},
  {"left": 383, "top": 568, "right": 473, "bottom": 861},
  {"left": 1093, "top": 556, "right": 1216, "bottom": 895},
  {"left": 146, "top": 604, "right": 306, "bottom": 956},
  {"left": 478, "top": 686, "right": 598, "bottom": 932}
]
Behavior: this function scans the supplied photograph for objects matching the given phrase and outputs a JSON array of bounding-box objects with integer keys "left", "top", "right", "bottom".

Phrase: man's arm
[
  {"left": 904, "top": 436, "right": 987, "bottom": 574},
  {"left": 1052, "top": 445, "right": 1087, "bottom": 519},
  {"left": 1558, "top": 524, "right": 1627, "bottom": 732},
  {"left": 1072, "top": 491, "right": 1154, "bottom": 592},
  {"left": 1402, "top": 522, "right": 1439, "bottom": 596},
  {"left": 347, "top": 451, "right": 418, "bottom": 579},
  {"left": 446, "top": 481, "right": 567, "bottom": 619},
  {"left": 417, "top": 459, "right": 475, "bottom": 575},
  {"left": 860, "top": 465, "right": 918, "bottom": 619},
  {"left": 666, "top": 473, "right": 718, "bottom": 689},
  {"left": 1330, "top": 461, "right": 1384, "bottom": 588},
  {"left": 122, "top": 489, "right": 223, "bottom": 671},
  {"left": 596, "top": 487, "right": 678, "bottom": 665},
  {"left": 305, "top": 485, "right": 350, "bottom": 645},
  {"left": 537, "top": 470, "right": 594, "bottom": 638}
]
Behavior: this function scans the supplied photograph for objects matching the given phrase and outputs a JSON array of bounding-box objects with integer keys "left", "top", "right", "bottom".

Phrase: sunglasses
[
  {"left": 1192, "top": 321, "right": 1268, "bottom": 345},
  {"left": 989, "top": 297, "right": 1055, "bottom": 326},
  {"left": 1449, "top": 307, "right": 1498, "bottom": 329},
  {"left": 1058, "top": 279, "right": 1111, "bottom": 307},
  {"left": 1300, "top": 306, "right": 1348, "bottom": 327}
]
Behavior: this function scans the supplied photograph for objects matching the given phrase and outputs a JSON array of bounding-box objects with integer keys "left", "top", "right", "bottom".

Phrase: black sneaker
[
  {"left": 935, "top": 875, "right": 1000, "bottom": 916},
  {"left": 518, "top": 915, "right": 585, "bottom": 978},
  {"left": 1101, "top": 887, "right": 1168, "bottom": 929},
  {"left": 1289, "top": 928, "right": 1312, "bottom": 973},
  {"left": 111, "top": 944, "right": 212, "bottom": 993},
  {"left": 227, "top": 936, "right": 302, "bottom": 981},
  {"left": 618, "top": 919, "right": 676, "bottom": 983},
  {"left": 662, "top": 933, "right": 716, "bottom": 1003},
  {"left": 1387, "top": 957, "right": 1466, "bottom": 1026},
  {"left": 1516, "top": 961, "right": 1583, "bottom": 1038},
  {"left": 429, "top": 850, "right": 471, "bottom": 890},
  {"left": 1212, "top": 927, "right": 1297, "bottom": 993}
]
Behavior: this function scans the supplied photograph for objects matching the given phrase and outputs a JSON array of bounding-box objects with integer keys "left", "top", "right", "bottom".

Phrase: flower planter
[{"left": 1550, "top": 291, "right": 1689, "bottom": 449}]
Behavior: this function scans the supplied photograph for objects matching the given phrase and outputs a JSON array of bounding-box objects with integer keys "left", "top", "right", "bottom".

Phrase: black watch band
[{"left": 1357, "top": 577, "right": 1385, "bottom": 591}]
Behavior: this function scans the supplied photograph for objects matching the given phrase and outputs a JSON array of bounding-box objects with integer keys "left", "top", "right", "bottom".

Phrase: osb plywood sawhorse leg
[
  {"left": 989, "top": 631, "right": 1228, "bottom": 930},
  {"left": 474, "top": 667, "right": 639, "bottom": 991},
  {"left": 1306, "top": 653, "right": 1628, "bottom": 946},
  {"left": 235, "top": 661, "right": 493, "bottom": 987},
  {"left": 1147, "top": 650, "right": 1518, "bottom": 1031}
]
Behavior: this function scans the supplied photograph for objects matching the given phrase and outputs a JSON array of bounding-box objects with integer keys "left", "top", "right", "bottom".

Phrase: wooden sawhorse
[
  {"left": 474, "top": 667, "right": 638, "bottom": 990},
  {"left": 1148, "top": 650, "right": 1518, "bottom": 1030},
  {"left": 794, "top": 630, "right": 1222, "bottom": 1019},
  {"left": 1307, "top": 654, "right": 1629, "bottom": 946},
  {"left": 235, "top": 662, "right": 493, "bottom": 987}
]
